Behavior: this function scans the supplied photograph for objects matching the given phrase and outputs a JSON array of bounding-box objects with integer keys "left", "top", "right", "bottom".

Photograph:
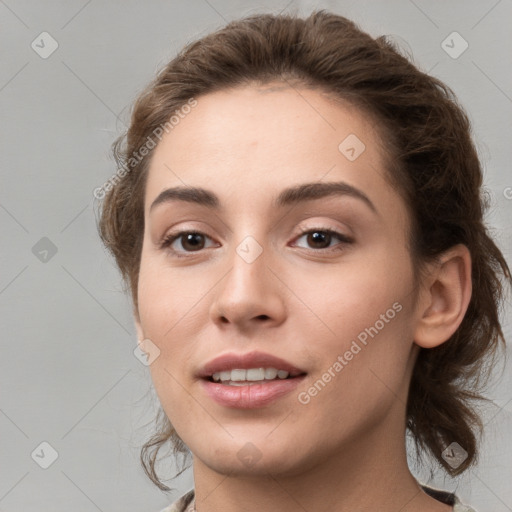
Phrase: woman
[{"left": 98, "top": 10, "right": 510, "bottom": 512}]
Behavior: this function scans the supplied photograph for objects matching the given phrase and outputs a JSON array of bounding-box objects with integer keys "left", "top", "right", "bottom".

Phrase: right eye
[{"left": 160, "top": 230, "right": 218, "bottom": 256}]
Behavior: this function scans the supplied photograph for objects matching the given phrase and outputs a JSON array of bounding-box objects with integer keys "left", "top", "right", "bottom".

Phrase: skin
[{"left": 134, "top": 83, "right": 472, "bottom": 512}]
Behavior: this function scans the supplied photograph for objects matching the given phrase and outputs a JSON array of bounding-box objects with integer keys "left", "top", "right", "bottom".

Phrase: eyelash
[{"left": 159, "top": 227, "right": 353, "bottom": 258}]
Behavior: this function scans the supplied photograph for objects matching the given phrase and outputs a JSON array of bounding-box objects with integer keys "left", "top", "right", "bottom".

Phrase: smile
[
  {"left": 210, "top": 367, "right": 293, "bottom": 385},
  {"left": 198, "top": 351, "right": 307, "bottom": 408}
]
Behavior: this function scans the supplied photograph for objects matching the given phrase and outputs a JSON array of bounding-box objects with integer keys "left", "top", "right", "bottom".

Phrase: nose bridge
[{"left": 210, "top": 231, "right": 285, "bottom": 327}]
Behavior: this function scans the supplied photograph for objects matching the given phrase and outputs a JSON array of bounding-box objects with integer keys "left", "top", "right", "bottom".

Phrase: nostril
[{"left": 218, "top": 314, "right": 269, "bottom": 323}]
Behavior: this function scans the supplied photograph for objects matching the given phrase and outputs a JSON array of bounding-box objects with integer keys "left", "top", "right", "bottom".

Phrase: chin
[{"left": 192, "top": 434, "right": 316, "bottom": 478}]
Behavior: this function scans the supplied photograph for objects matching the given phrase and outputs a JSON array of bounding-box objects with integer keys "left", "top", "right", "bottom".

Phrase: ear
[
  {"left": 133, "top": 307, "right": 145, "bottom": 341},
  {"left": 414, "top": 244, "right": 472, "bottom": 349}
]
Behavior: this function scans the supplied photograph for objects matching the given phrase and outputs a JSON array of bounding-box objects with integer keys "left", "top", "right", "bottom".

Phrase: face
[{"left": 135, "top": 84, "right": 422, "bottom": 477}]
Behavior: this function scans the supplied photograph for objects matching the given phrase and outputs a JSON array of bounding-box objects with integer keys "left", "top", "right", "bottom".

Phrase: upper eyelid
[{"left": 163, "top": 224, "right": 348, "bottom": 240}]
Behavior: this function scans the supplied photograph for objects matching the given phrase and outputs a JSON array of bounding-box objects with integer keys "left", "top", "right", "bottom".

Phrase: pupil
[
  {"left": 309, "top": 231, "right": 330, "bottom": 248},
  {"left": 183, "top": 233, "right": 204, "bottom": 251}
]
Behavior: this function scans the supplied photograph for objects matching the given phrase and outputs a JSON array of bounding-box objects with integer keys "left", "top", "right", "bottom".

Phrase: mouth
[
  {"left": 206, "top": 367, "right": 305, "bottom": 386},
  {"left": 198, "top": 351, "right": 307, "bottom": 408}
]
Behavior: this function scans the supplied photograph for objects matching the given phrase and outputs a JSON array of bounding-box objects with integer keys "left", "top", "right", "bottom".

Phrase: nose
[{"left": 209, "top": 238, "right": 286, "bottom": 332}]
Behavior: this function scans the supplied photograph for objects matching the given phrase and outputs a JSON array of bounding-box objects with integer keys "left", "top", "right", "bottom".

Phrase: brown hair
[{"left": 97, "top": 10, "right": 511, "bottom": 490}]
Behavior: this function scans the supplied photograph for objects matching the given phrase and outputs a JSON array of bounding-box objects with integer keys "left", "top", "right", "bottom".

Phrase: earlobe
[{"left": 413, "top": 244, "right": 472, "bottom": 349}]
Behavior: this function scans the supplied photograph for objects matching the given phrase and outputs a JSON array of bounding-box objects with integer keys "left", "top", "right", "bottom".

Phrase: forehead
[{"left": 144, "top": 84, "right": 401, "bottom": 219}]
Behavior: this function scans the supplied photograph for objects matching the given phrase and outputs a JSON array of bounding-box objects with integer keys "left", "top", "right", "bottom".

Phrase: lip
[
  {"left": 198, "top": 351, "right": 306, "bottom": 378},
  {"left": 197, "top": 351, "right": 307, "bottom": 409},
  {"left": 200, "top": 377, "right": 306, "bottom": 409}
]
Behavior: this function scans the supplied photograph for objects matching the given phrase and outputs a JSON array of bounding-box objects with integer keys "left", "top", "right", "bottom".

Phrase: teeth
[
  {"left": 231, "top": 369, "right": 246, "bottom": 381},
  {"left": 219, "top": 371, "right": 231, "bottom": 381},
  {"left": 211, "top": 367, "right": 291, "bottom": 383},
  {"left": 264, "top": 368, "right": 278, "bottom": 379},
  {"left": 246, "top": 368, "right": 265, "bottom": 381}
]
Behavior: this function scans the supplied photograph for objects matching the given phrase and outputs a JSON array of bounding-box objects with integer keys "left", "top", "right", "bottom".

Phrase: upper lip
[{"left": 198, "top": 351, "right": 307, "bottom": 378}]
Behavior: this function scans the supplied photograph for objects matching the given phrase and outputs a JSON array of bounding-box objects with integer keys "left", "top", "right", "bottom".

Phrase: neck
[{"left": 191, "top": 402, "right": 450, "bottom": 512}]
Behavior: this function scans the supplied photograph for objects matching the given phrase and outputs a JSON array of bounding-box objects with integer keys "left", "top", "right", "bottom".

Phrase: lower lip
[{"left": 200, "top": 376, "right": 306, "bottom": 409}]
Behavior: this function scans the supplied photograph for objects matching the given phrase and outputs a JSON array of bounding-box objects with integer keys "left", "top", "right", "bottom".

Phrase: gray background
[{"left": 1, "top": 0, "right": 511, "bottom": 511}]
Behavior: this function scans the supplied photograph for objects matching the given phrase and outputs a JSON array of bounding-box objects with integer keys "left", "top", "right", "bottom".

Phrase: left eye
[{"left": 293, "top": 229, "right": 352, "bottom": 251}]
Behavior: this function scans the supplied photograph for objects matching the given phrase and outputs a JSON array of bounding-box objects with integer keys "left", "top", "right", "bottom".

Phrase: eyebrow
[{"left": 149, "top": 181, "right": 377, "bottom": 214}]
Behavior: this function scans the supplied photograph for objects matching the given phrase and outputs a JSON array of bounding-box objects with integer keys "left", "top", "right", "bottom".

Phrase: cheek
[
  {"left": 297, "top": 251, "right": 412, "bottom": 334},
  {"left": 297, "top": 250, "right": 416, "bottom": 391},
  {"left": 299, "top": 285, "right": 414, "bottom": 434},
  {"left": 137, "top": 252, "right": 204, "bottom": 337},
  {"left": 136, "top": 254, "right": 215, "bottom": 408},
  {"left": 137, "top": 263, "right": 200, "bottom": 420}
]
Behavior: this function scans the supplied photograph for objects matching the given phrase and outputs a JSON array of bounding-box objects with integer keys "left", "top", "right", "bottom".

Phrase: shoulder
[
  {"left": 158, "top": 489, "right": 195, "bottom": 512},
  {"left": 420, "top": 483, "right": 477, "bottom": 512},
  {"left": 453, "top": 498, "right": 478, "bottom": 512},
  {"left": 157, "top": 486, "right": 478, "bottom": 512}
]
